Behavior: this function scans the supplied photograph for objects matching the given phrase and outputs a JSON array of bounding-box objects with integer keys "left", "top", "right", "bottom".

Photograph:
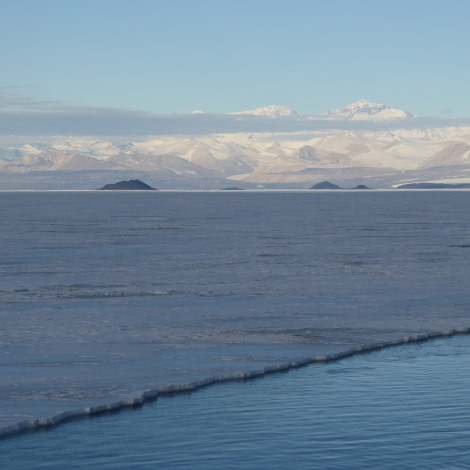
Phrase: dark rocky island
[
  {"left": 310, "top": 181, "right": 373, "bottom": 190},
  {"left": 310, "top": 181, "right": 342, "bottom": 190},
  {"left": 97, "top": 179, "right": 157, "bottom": 190}
]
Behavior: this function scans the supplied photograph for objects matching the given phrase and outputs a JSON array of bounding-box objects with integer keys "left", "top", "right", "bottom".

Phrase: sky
[{"left": 1, "top": 0, "right": 470, "bottom": 123}]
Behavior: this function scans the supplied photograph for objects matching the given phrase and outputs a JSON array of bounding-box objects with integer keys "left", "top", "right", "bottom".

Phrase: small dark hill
[
  {"left": 220, "top": 187, "right": 244, "bottom": 190},
  {"left": 98, "top": 179, "right": 157, "bottom": 190},
  {"left": 309, "top": 181, "right": 342, "bottom": 190},
  {"left": 352, "top": 184, "right": 372, "bottom": 190}
]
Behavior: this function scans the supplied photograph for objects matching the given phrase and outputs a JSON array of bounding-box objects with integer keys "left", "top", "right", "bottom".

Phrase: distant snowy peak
[
  {"left": 325, "top": 100, "right": 415, "bottom": 121},
  {"left": 229, "top": 105, "right": 299, "bottom": 118}
]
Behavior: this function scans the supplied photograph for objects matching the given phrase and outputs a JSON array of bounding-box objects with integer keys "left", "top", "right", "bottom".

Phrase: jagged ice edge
[{"left": 1, "top": 327, "right": 469, "bottom": 440}]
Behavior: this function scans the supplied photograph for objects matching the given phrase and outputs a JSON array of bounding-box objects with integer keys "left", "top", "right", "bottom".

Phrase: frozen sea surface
[{"left": 1, "top": 190, "right": 470, "bottom": 435}]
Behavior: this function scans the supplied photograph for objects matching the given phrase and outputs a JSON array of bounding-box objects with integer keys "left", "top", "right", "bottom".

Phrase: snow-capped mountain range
[
  {"left": 229, "top": 105, "right": 299, "bottom": 118},
  {"left": 1, "top": 100, "right": 470, "bottom": 190},
  {"left": 324, "top": 99, "right": 415, "bottom": 120},
  {"left": 200, "top": 100, "right": 413, "bottom": 120}
]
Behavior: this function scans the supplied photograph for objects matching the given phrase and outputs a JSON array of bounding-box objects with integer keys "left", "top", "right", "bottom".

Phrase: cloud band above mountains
[
  {"left": 1, "top": 91, "right": 469, "bottom": 136},
  {"left": 2, "top": 106, "right": 469, "bottom": 137}
]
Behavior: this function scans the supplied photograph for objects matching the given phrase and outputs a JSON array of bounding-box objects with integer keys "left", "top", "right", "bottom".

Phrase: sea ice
[{"left": 1, "top": 190, "right": 470, "bottom": 437}]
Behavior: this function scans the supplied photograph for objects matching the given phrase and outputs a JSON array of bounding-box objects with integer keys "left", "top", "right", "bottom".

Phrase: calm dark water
[{"left": 2, "top": 334, "right": 470, "bottom": 469}]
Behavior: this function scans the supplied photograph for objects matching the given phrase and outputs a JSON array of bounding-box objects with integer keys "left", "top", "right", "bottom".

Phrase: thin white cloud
[
  {"left": 0, "top": 86, "right": 64, "bottom": 110},
  {"left": 0, "top": 89, "right": 469, "bottom": 136}
]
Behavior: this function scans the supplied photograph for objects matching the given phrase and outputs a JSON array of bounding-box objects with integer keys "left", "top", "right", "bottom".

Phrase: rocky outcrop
[
  {"left": 310, "top": 181, "right": 342, "bottom": 190},
  {"left": 98, "top": 179, "right": 156, "bottom": 190}
]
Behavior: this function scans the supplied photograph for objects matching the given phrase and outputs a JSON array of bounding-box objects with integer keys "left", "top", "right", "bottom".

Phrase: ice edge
[{"left": 1, "top": 327, "right": 469, "bottom": 440}]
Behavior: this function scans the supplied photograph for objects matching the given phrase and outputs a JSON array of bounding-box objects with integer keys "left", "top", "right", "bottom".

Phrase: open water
[{"left": 1, "top": 190, "right": 470, "bottom": 466}]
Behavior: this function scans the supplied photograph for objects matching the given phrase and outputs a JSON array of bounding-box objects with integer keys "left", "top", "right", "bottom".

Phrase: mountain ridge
[
  {"left": 325, "top": 99, "right": 415, "bottom": 121},
  {"left": 2, "top": 100, "right": 470, "bottom": 189},
  {"left": 228, "top": 105, "right": 299, "bottom": 118},
  {"left": 224, "top": 100, "right": 414, "bottom": 121}
]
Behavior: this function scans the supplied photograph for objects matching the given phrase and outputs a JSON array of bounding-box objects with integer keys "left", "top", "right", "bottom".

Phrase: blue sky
[{"left": 1, "top": 0, "right": 470, "bottom": 118}]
